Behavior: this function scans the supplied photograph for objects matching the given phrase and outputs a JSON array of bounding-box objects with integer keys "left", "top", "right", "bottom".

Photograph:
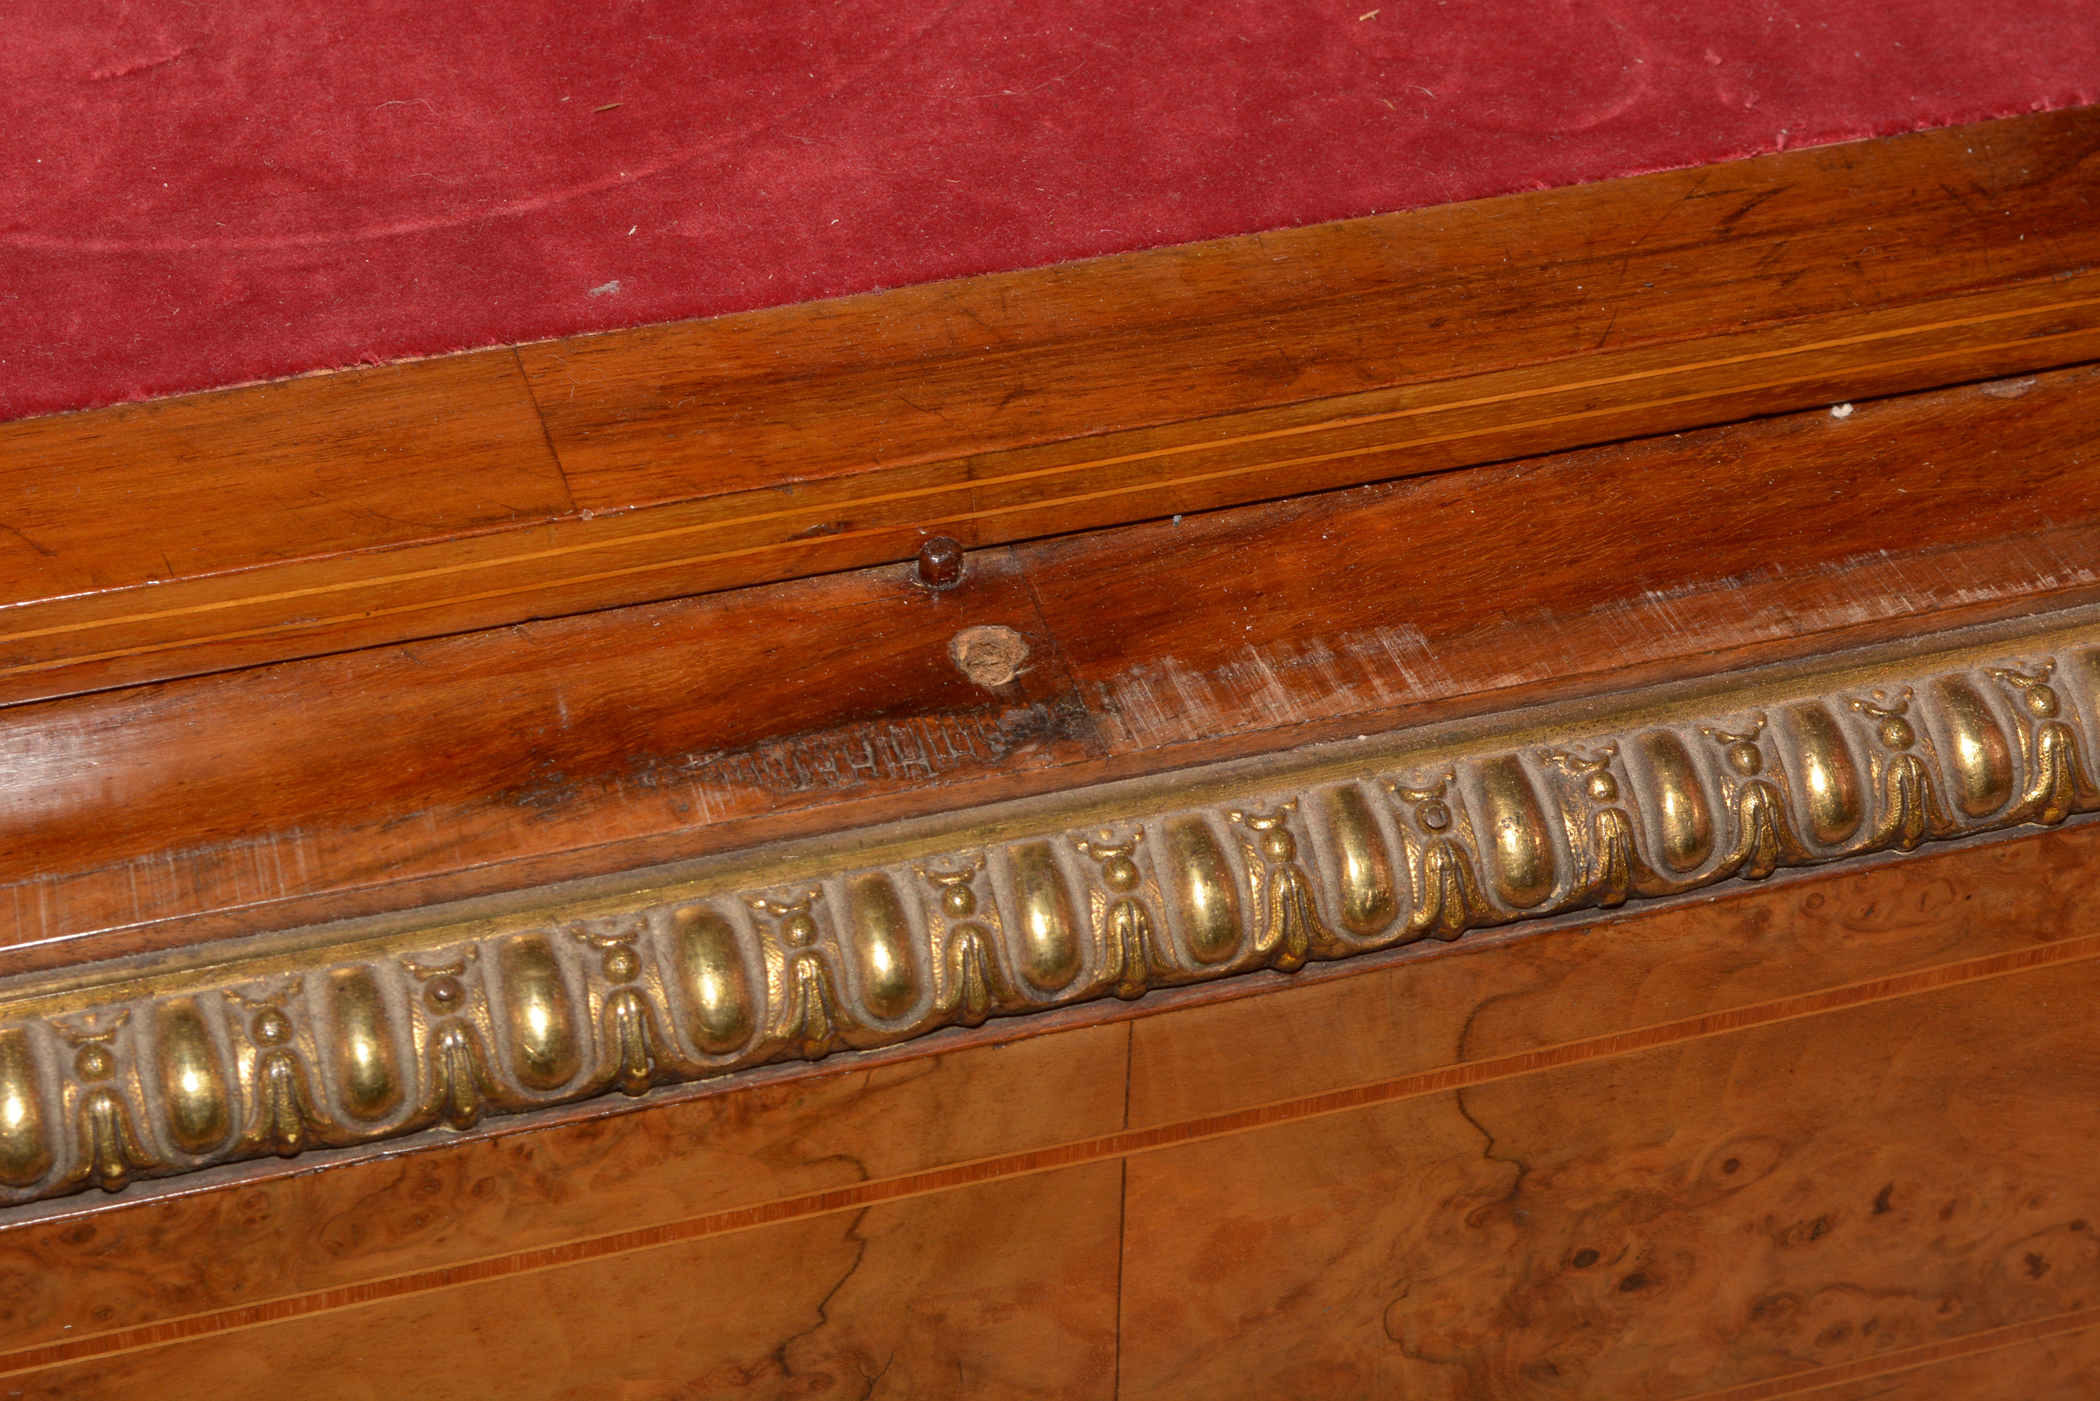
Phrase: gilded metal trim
[{"left": 7, "top": 618, "right": 2100, "bottom": 1204}]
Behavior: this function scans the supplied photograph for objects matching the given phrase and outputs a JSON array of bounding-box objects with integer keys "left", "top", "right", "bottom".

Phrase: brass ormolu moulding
[{"left": 5, "top": 617, "right": 2100, "bottom": 1205}]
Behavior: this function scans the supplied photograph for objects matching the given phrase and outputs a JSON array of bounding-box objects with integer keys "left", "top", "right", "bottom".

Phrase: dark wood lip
[
  {"left": 13, "top": 556, "right": 2100, "bottom": 980},
  {"left": 0, "top": 106, "right": 2095, "bottom": 705}
]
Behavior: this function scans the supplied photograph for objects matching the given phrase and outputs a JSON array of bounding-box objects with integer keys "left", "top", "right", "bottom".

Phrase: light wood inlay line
[
  {"left": 1677, "top": 1308, "right": 2100, "bottom": 1401},
  {"left": 7, "top": 304, "right": 2098, "bottom": 658},
  {"left": 6, "top": 315, "right": 2098, "bottom": 693},
  {"left": 6, "top": 927, "right": 2093, "bottom": 1377}
]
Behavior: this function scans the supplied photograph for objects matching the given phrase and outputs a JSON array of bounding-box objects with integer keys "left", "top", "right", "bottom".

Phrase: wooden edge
[
  {"left": 0, "top": 107, "right": 2094, "bottom": 704},
  {"left": 13, "top": 363, "right": 2100, "bottom": 974},
  {"left": 4, "top": 602, "right": 2098, "bottom": 1207}
]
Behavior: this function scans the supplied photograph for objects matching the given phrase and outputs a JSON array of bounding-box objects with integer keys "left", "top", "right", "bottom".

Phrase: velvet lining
[{"left": 4, "top": 0, "right": 2094, "bottom": 421}]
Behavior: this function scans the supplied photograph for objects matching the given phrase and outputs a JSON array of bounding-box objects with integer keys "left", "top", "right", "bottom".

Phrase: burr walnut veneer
[{"left": 3, "top": 109, "right": 2100, "bottom": 1398}]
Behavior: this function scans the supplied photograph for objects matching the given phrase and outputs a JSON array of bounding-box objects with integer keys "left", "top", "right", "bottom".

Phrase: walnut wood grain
[
  {"left": 0, "top": 109, "right": 2094, "bottom": 703},
  {"left": 8, "top": 1164, "right": 1124, "bottom": 1401},
  {"left": 1117, "top": 960, "right": 2100, "bottom": 1399},
  {"left": 7, "top": 366, "right": 2099, "bottom": 970}
]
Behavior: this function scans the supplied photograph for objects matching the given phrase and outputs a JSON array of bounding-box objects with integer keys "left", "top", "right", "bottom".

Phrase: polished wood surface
[
  {"left": 0, "top": 108, "right": 2095, "bottom": 703},
  {"left": 6, "top": 813, "right": 2099, "bottom": 1395},
  {"left": 7, "top": 365, "right": 2099, "bottom": 971},
  {"left": 13, "top": 1165, "right": 1126, "bottom": 1400},
  {"left": 1743, "top": 1320, "right": 2100, "bottom": 1400},
  {"left": 0, "top": 351, "right": 569, "bottom": 594},
  {"left": 1119, "top": 960, "right": 2100, "bottom": 1400}
]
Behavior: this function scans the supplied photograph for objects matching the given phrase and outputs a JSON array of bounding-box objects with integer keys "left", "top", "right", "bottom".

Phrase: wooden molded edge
[{"left": 5, "top": 606, "right": 2100, "bottom": 1206}]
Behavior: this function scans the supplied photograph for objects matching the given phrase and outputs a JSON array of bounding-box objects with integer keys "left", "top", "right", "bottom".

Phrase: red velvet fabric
[{"left": 4, "top": 1, "right": 2095, "bottom": 422}]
